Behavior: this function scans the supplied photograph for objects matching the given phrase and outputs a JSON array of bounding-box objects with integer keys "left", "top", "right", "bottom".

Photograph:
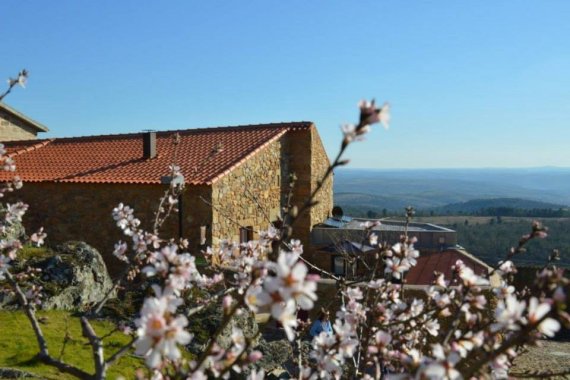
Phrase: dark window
[
  {"left": 240, "top": 226, "right": 253, "bottom": 243},
  {"left": 333, "top": 256, "right": 345, "bottom": 276}
]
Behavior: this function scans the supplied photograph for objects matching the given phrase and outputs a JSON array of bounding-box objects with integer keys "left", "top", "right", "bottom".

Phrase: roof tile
[
  {"left": 406, "top": 249, "right": 490, "bottom": 286},
  {"left": 0, "top": 122, "right": 312, "bottom": 185}
]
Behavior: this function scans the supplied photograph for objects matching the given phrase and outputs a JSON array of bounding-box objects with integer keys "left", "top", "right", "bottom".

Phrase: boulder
[
  {"left": 27, "top": 241, "right": 114, "bottom": 310},
  {"left": 186, "top": 304, "right": 260, "bottom": 355},
  {"left": 256, "top": 338, "right": 294, "bottom": 375}
]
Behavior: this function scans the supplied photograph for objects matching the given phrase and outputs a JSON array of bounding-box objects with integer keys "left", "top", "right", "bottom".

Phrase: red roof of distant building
[
  {"left": 405, "top": 248, "right": 491, "bottom": 286},
  {"left": 0, "top": 122, "right": 313, "bottom": 185}
]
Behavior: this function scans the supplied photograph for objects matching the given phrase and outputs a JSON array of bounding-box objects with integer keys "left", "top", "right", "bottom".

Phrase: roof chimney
[{"left": 143, "top": 131, "right": 157, "bottom": 159}]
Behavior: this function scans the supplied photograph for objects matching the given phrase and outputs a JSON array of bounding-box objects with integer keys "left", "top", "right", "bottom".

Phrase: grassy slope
[{"left": 0, "top": 310, "right": 142, "bottom": 379}]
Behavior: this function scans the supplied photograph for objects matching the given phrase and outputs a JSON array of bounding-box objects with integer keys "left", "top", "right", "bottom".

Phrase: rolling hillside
[{"left": 334, "top": 168, "right": 570, "bottom": 212}]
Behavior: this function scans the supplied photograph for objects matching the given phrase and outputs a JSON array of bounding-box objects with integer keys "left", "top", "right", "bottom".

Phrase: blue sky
[{"left": 2, "top": 1, "right": 570, "bottom": 169}]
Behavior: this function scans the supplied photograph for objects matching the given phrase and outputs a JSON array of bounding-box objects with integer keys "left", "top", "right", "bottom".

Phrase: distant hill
[
  {"left": 432, "top": 198, "right": 567, "bottom": 214},
  {"left": 333, "top": 168, "right": 570, "bottom": 212}
]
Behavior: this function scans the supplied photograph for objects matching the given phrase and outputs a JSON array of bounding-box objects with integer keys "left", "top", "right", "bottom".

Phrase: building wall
[
  {"left": 211, "top": 139, "right": 282, "bottom": 245},
  {"left": 8, "top": 182, "right": 212, "bottom": 277},
  {"left": 309, "top": 126, "right": 333, "bottom": 231},
  {"left": 208, "top": 125, "right": 333, "bottom": 254},
  {"left": 284, "top": 126, "right": 333, "bottom": 261},
  {"left": 0, "top": 110, "right": 38, "bottom": 141}
]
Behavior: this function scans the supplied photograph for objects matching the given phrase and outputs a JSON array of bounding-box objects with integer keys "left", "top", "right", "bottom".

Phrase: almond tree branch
[
  {"left": 5, "top": 270, "right": 93, "bottom": 379},
  {"left": 105, "top": 336, "right": 137, "bottom": 367},
  {"left": 81, "top": 317, "right": 106, "bottom": 380}
]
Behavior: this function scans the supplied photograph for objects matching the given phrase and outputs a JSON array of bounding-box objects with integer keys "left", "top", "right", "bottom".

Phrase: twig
[
  {"left": 81, "top": 317, "right": 106, "bottom": 380},
  {"left": 187, "top": 287, "right": 236, "bottom": 317},
  {"left": 58, "top": 316, "right": 71, "bottom": 360},
  {"left": 192, "top": 295, "right": 246, "bottom": 372},
  {"left": 0, "top": 69, "right": 27, "bottom": 102},
  {"left": 106, "top": 336, "right": 137, "bottom": 367},
  {"left": 298, "top": 255, "right": 340, "bottom": 281}
]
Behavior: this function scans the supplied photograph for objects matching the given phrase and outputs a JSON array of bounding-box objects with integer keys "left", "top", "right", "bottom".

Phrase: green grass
[{"left": 0, "top": 310, "right": 143, "bottom": 379}]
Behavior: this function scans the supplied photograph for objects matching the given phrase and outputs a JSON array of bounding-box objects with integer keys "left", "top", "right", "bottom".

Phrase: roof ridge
[
  {"left": 20, "top": 121, "right": 314, "bottom": 143},
  {"left": 8, "top": 139, "right": 54, "bottom": 157}
]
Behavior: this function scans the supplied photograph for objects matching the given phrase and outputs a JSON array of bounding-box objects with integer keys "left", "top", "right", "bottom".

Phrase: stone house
[
  {"left": 1, "top": 120, "right": 333, "bottom": 276},
  {"left": 0, "top": 102, "right": 49, "bottom": 141}
]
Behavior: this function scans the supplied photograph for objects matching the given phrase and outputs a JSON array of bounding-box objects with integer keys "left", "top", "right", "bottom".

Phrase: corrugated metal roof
[{"left": 318, "top": 240, "right": 377, "bottom": 255}]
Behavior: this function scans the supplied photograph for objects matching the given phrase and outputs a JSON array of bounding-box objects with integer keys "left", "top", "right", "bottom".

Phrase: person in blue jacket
[{"left": 309, "top": 310, "right": 333, "bottom": 337}]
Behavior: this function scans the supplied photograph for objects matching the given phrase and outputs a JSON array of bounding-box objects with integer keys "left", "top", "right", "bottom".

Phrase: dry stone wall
[
  {"left": 211, "top": 139, "right": 282, "bottom": 245},
  {"left": 309, "top": 126, "right": 333, "bottom": 231},
  {"left": 8, "top": 182, "right": 212, "bottom": 277},
  {"left": 285, "top": 126, "right": 333, "bottom": 264},
  {"left": 0, "top": 110, "right": 38, "bottom": 141}
]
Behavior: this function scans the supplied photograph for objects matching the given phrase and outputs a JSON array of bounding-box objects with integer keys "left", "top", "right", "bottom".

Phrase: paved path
[{"left": 511, "top": 340, "right": 570, "bottom": 379}]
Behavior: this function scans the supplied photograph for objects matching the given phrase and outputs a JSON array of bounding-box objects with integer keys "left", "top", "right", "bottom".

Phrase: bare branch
[{"left": 81, "top": 317, "right": 106, "bottom": 380}]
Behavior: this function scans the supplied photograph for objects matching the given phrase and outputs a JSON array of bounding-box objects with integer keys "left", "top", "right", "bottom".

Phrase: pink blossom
[
  {"left": 266, "top": 251, "right": 317, "bottom": 311},
  {"left": 247, "top": 369, "right": 265, "bottom": 380},
  {"left": 3, "top": 157, "right": 16, "bottom": 172},
  {"left": 528, "top": 297, "right": 560, "bottom": 337},
  {"left": 0, "top": 254, "right": 10, "bottom": 280},
  {"left": 30, "top": 227, "right": 47, "bottom": 247},
  {"left": 384, "top": 257, "right": 410, "bottom": 280},
  {"left": 5, "top": 202, "right": 28, "bottom": 224},
  {"left": 275, "top": 300, "right": 298, "bottom": 341},
  {"left": 359, "top": 99, "right": 390, "bottom": 129},
  {"left": 113, "top": 241, "right": 129, "bottom": 262},
  {"left": 248, "top": 350, "right": 263, "bottom": 363},
  {"left": 113, "top": 203, "right": 140, "bottom": 236},
  {"left": 498, "top": 260, "right": 516, "bottom": 274},
  {"left": 493, "top": 294, "right": 526, "bottom": 332},
  {"left": 135, "top": 292, "right": 193, "bottom": 368}
]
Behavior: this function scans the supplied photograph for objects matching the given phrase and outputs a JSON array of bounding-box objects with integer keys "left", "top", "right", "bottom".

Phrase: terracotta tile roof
[
  {"left": 0, "top": 122, "right": 313, "bottom": 185},
  {"left": 405, "top": 248, "right": 490, "bottom": 286}
]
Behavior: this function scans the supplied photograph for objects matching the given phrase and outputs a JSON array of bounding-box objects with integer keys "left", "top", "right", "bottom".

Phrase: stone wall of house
[
  {"left": 285, "top": 129, "right": 313, "bottom": 246},
  {"left": 8, "top": 182, "right": 212, "bottom": 277},
  {"left": 309, "top": 126, "right": 333, "bottom": 231},
  {"left": 0, "top": 110, "right": 38, "bottom": 141},
  {"left": 284, "top": 126, "right": 333, "bottom": 264},
  {"left": 211, "top": 139, "right": 282, "bottom": 245}
]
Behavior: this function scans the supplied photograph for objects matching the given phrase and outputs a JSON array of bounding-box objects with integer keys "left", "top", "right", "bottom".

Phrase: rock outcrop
[
  {"left": 186, "top": 304, "right": 260, "bottom": 355},
  {"left": 39, "top": 241, "right": 114, "bottom": 310},
  {"left": 2, "top": 241, "right": 114, "bottom": 310}
]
